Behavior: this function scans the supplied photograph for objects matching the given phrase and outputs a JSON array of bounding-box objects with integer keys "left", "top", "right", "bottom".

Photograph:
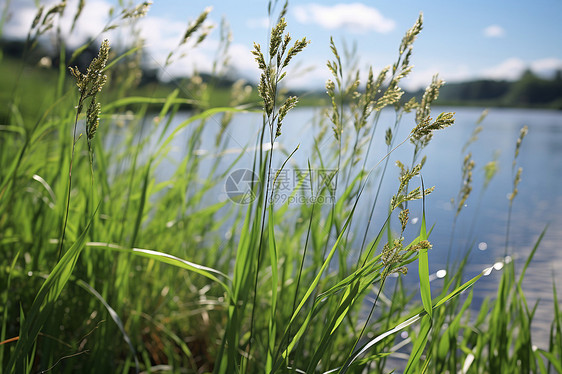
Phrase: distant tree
[
  {"left": 505, "top": 68, "right": 562, "bottom": 106},
  {"left": 437, "top": 79, "right": 510, "bottom": 102}
]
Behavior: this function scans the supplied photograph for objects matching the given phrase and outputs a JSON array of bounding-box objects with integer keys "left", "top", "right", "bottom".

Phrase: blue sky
[{"left": 4, "top": 0, "right": 562, "bottom": 90}]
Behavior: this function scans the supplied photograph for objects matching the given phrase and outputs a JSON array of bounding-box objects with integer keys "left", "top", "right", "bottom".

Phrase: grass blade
[
  {"left": 6, "top": 219, "right": 92, "bottom": 372},
  {"left": 266, "top": 206, "right": 279, "bottom": 372},
  {"left": 76, "top": 280, "right": 140, "bottom": 373},
  {"left": 340, "top": 265, "right": 486, "bottom": 371},
  {"left": 86, "top": 242, "right": 232, "bottom": 298},
  {"left": 535, "top": 348, "right": 562, "bottom": 373},
  {"left": 0, "top": 252, "right": 20, "bottom": 365},
  {"left": 419, "top": 178, "right": 432, "bottom": 318},
  {"left": 517, "top": 226, "right": 547, "bottom": 288},
  {"left": 404, "top": 314, "right": 432, "bottom": 373},
  {"left": 130, "top": 161, "right": 151, "bottom": 248},
  {"left": 277, "top": 208, "right": 355, "bottom": 364}
]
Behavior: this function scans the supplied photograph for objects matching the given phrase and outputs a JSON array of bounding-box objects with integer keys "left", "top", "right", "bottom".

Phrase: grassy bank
[{"left": 1, "top": 2, "right": 561, "bottom": 373}]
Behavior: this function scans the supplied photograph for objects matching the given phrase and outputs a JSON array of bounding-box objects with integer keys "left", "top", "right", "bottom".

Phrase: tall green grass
[{"left": 1, "top": 1, "right": 560, "bottom": 373}]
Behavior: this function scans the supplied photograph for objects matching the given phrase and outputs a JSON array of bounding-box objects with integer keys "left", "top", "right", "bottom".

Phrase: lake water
[{"left": 131, "top": 105, "right": 562, "bottom": 346}]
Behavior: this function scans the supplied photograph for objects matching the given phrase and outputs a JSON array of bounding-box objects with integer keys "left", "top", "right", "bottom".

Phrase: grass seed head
[
  {"left": 400, "top": 12, "right": 423, "bottom": 55},
  {"left": 455, "top": 153, "right": 475, "bottom": 216},
  {"left": 416, "top": 74, "right": 444, "bottom": 125},
  {"left": 483, "top": 159, "right": 499, "bottom": 189},
  {"left": 181, "top": 7, "right": 212, "bottom": 45},
  {"left": 283, "top": 37, "right": 309, "bottom": 69},
  {"left": 70, "top": 39, "right": 110, "bottom": 151},
  {"left": 514, "top": 125, "right": 528, "bottom": 165},
  {"left": 410, "top": 240, "right": 432, "bottom": 252},
  {"left": 269, "top": 17, "right": 287, "bottom": 59},
  {"left": 69, "top": 39, "right": 110, "bottom": 101},
  {"left": 509, "top": 167, "right": 523, "bottom": 202},
  {"left": 276, "top": 96, "right": 298, "bottom": 137},
  {"left": 31, "top": 6, "right": 45, "bottom": 30},
  {"left": 385, "top": 127, "right": 393, "bottom": 146},
  {"left": 411, "top": 112, "right": 455, "bottom": 150},
  {"left": 70, "top": 0, "right": 86, "bottom": 32},
  {"left": 399, "top": 209, "right": 409, "bottom": 233},
  {"left": 86, "top": 100, "right": 101, "bottom": 141},
  {"left": 121, "top": 1, "right": 151, "bottom": 19}
]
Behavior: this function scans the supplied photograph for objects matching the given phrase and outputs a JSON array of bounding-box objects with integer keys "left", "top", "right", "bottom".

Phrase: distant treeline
[
  {"left": 293, "top": 71, "right": 562, "bottom": 110},
  {"left": 413, "top": 70, "right": 562, "bottom": 109}
]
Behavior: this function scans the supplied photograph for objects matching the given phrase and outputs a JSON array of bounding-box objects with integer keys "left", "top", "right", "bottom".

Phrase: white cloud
[
  {"left": 3, "top": 0, "right": 114, "bottom": 48},
  {"left": 3, "top": 0, "right": 229, "bottom": 80},
  {"left": 294, "top": 3, "right": 395, "bottom": 34},
  {"left": 403, "top": 58, "right": 562, "bottom": 90},
  {"left": 530, "top": 58, "right": 562, "bottom": 76},
  {"left": 285, "top": 62, "right": 330, "bottom": 90},
  {"left": 481, "top": 57, "right": 527, "bottom": 80},
  {"left": 137, "top": 15, "right": 193, "bottom": 77},
  {"left": 225, "top": 43, "right": 260, "bottom": 79},
  {"left": 480, "top": 57, "right": 562, "bottom": 81},
  {"left": 3, "top": 3, "right": 39, "bottom": 39},
  {"left": 483, "top": 25, "right": 506, "bottom": 38}
]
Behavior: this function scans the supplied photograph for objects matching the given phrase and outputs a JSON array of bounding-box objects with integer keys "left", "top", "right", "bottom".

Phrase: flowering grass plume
[
  {"left": 453, "top": 153, "right": 475, "bottom": 216},
  {"left": 69, "top": 39, "right": 110, "bottom": 154},
  {"left": 252, "top": 16, "right": 309, "bottom": 138}
]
